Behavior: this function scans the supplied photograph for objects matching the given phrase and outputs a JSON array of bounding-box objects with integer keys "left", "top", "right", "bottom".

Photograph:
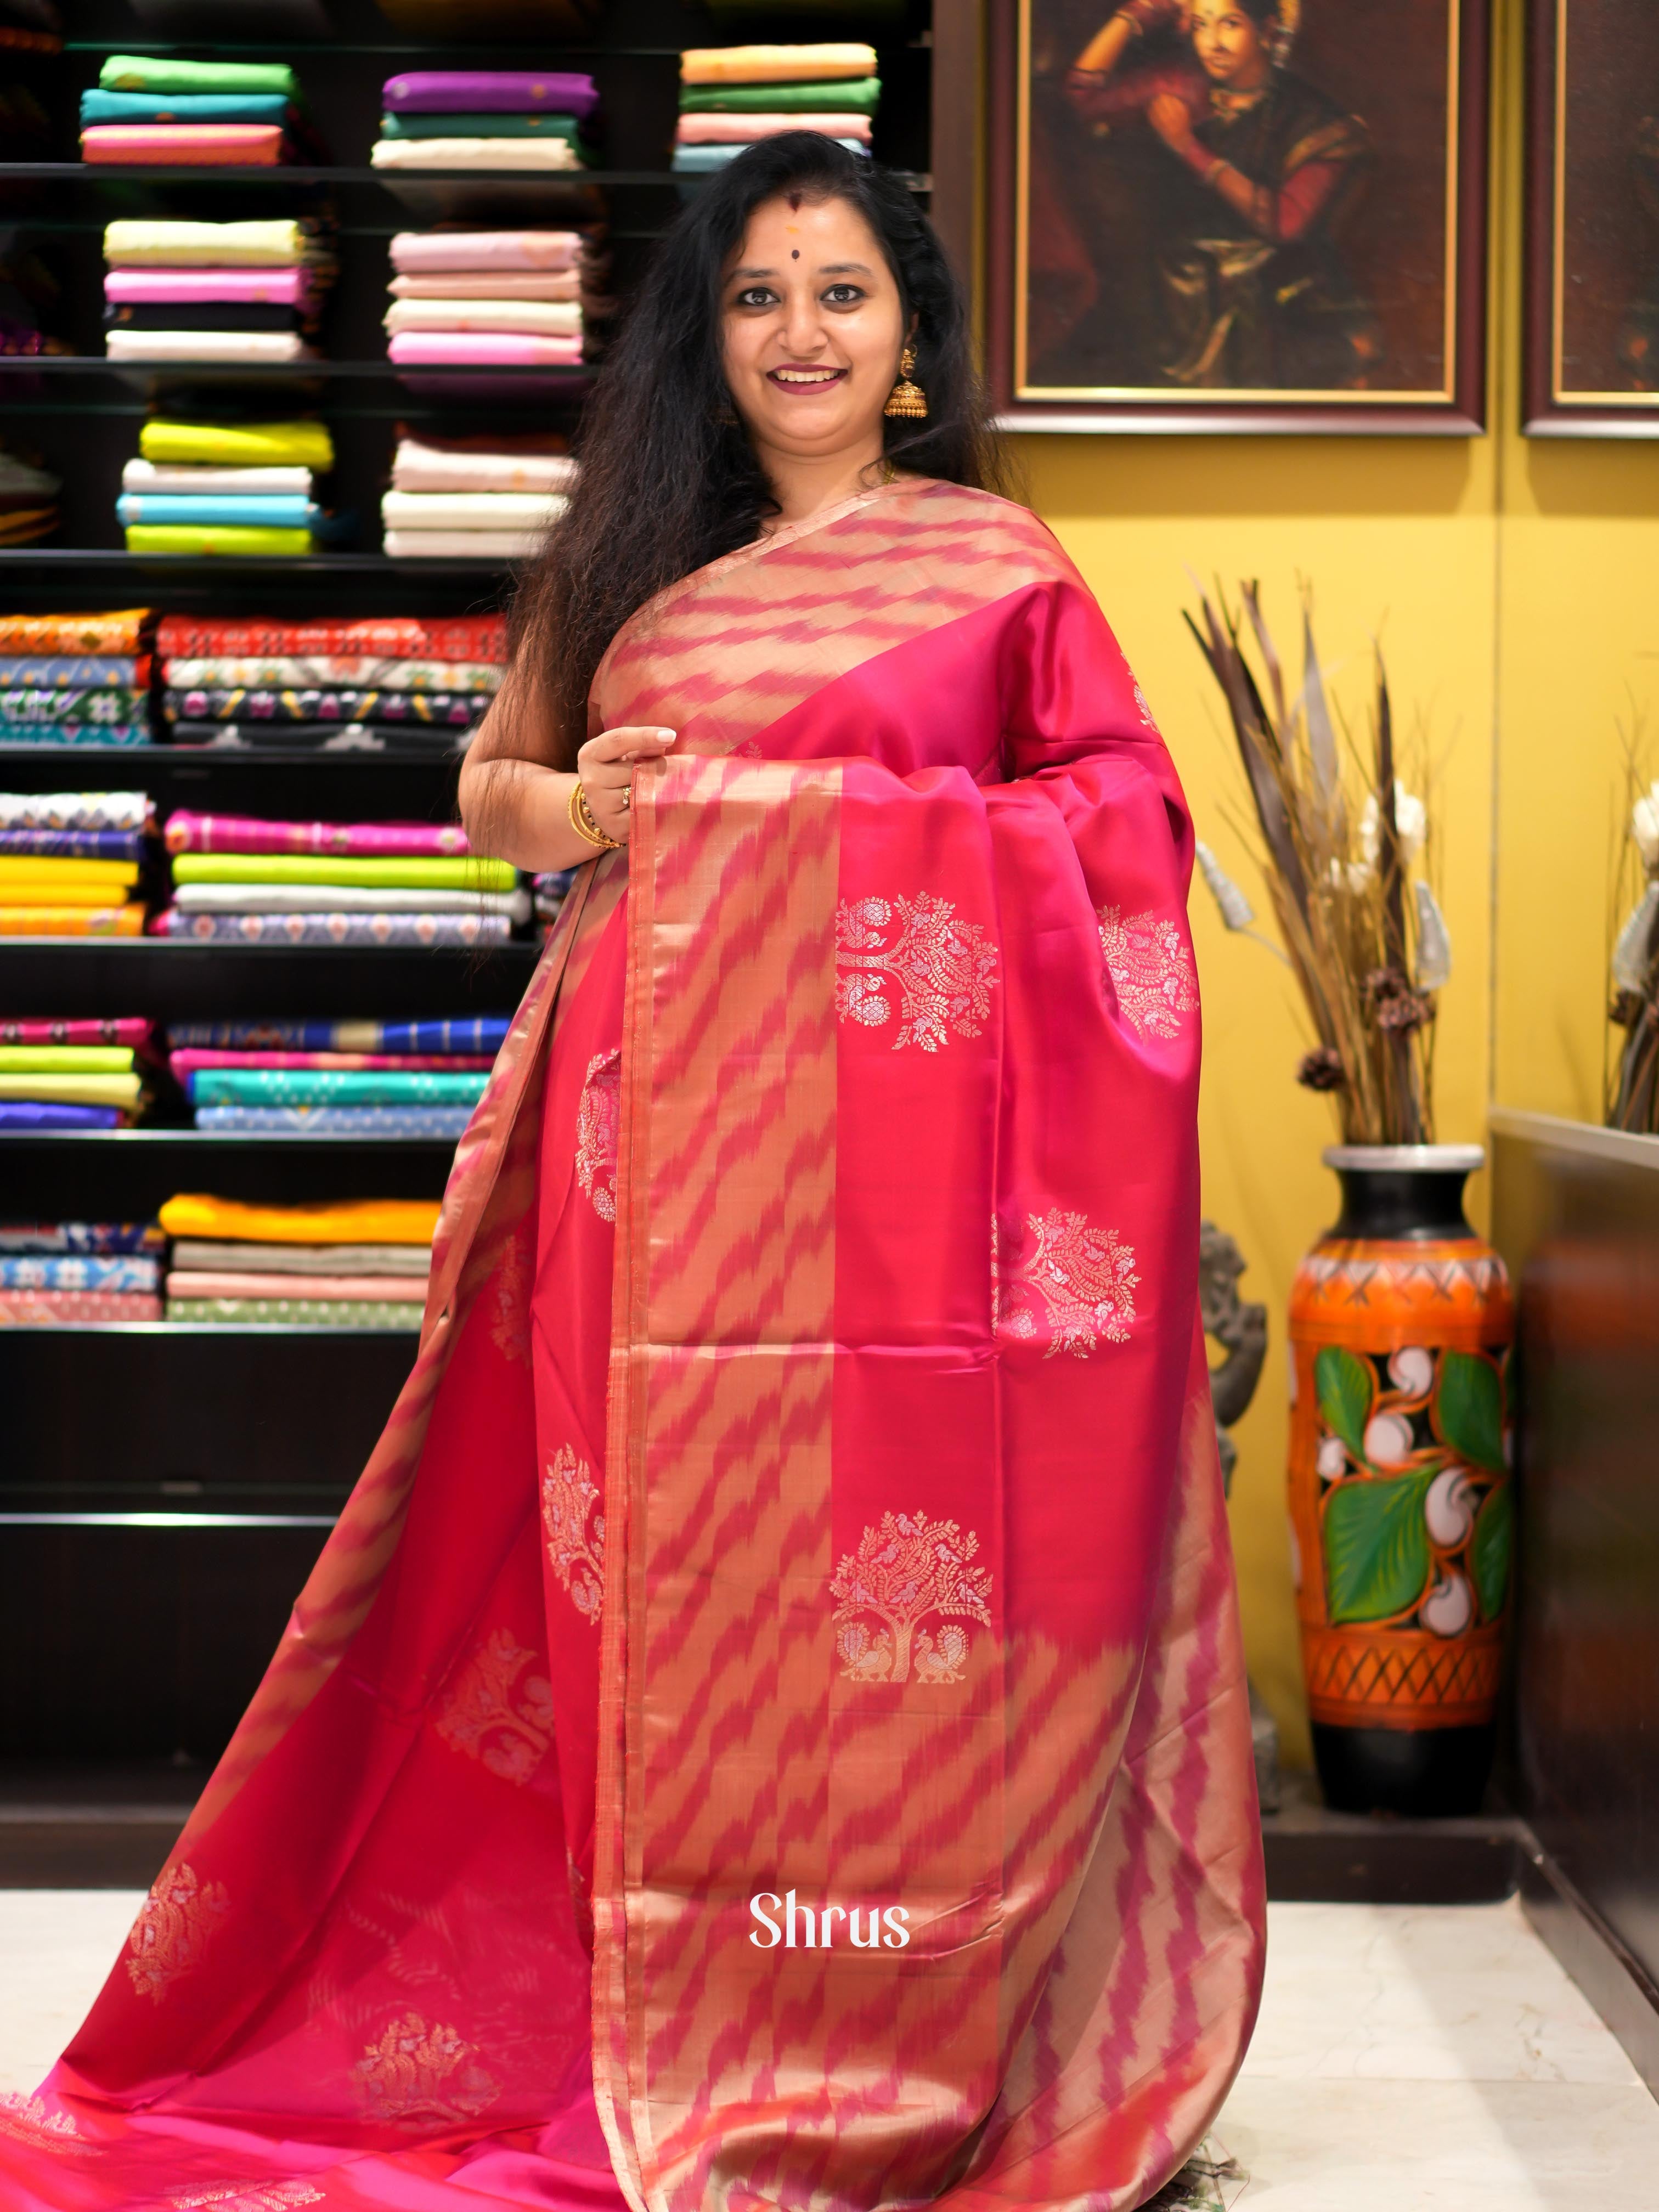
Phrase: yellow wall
[{"left": 1007, "top": 0, "right": 1655, "bottom": 1765}]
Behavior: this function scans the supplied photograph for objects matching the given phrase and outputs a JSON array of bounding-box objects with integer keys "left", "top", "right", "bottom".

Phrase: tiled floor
[{"left": 2, "top": 1893, "right": 1657, "bottom": 2206}]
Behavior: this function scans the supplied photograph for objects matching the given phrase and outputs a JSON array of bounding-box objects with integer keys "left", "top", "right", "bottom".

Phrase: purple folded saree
[
  {"left": 381, "top": 71, "right": 597, "bottom": 117},
  {"left": 0, "top": 1101, "right": 122, "bottom": 1128}
]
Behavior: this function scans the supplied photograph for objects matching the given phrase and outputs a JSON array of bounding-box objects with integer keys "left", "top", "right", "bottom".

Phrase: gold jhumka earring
[{"left": 883, "top": 345, "right": 927, "bottom": 419}]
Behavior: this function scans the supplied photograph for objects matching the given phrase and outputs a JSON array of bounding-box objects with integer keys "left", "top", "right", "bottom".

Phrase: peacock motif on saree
[
  {"left": 833, "top": 893, "right": 998, "bottom": 1050},
  {"left": 830, "top": 1509, "right": 994, "bottom": 1683},
  {"left": 433, "top": 1627, "right": 554, "bottom": 1785},
  {"left": 1096, "top": 904, "right": 1198, "bottom": 1040},
  {"left": 125, "top": 1862, "right": 230, "bottom": 2003},
  {"left": 541, "top": 1443, "right": 605, "bottom": 1623},
  {"left": 574, "top": 1047, "right": 621, "bottom": 1221},
  {"left": 998, "top": 1207, "right": 1140, "bottom": 1358}
]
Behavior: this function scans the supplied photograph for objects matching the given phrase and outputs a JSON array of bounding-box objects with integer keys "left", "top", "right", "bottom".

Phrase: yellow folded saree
[
  {"left": 0, "top": 1073, "right": 143, "bottom": 1107},
  {"left": 156, "top": 1194, "right": 442, "bottom": 1245}
]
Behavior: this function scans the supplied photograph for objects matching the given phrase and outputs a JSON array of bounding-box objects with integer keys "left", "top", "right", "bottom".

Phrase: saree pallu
[{"left": 3, "top": 478, "right": 1262, "bottom": 2212}]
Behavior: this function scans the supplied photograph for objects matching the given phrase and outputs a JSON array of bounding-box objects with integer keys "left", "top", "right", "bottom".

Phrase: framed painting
[
  {"left": 1525, "top": 0, "right": 1659, "bottom": 433},
  {"left": 985, "top": 0, "right": 1491, "bottom": 432}
]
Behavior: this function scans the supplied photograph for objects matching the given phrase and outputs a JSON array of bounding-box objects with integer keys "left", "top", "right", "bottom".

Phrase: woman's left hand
[{"left": 1147, "top": 91, "right": 1195, "bottom": 150}]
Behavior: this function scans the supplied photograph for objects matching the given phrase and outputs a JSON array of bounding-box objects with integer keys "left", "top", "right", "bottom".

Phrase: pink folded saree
[
  {"left": 165, "top": 1270, "right": 427, "bottom": 1302},
  {"left": 390, "top": 270, "right": 583, "bottom": 301},
  {"left": 674, "top": 111, "right": 872, "bottom": 145},
  {"left": 391, "top": 229, "right": 584, "bottom": 273},
  {"left": 105, "top": 268, "right": 321, "bottom": 307},
  {"left": 81, "top": 123, "right": 289, "bottom": 165},
  {"left": 170, "top": 1050, "right": 493, "bottom": 1074},
  {"left": 163, "top": 809, "right": 472, "bottom": 857},
  {"left": 388, "top": 330, "right": 582, "bottom": 365},
  {"left": 0, "top": 478, "right": 1262, "bottom": 2212}
]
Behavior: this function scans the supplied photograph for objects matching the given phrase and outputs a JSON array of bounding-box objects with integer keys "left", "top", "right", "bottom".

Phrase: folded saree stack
[
  {"left": 153, "top": 807, "right": 522, "bottom": 946},
  {"left": 383, "top": 226, "right": 607, "bottom": 380},
  {"left": 82, "top": 55, "right": 318, "bottom": 168},
  {"left": 0, "top": 1012, "right": 154, "bottom": 1131},
  {"left": 372, "top": 69, "right": 597, "bottom": 173},
  {"left": 0, "top": 608, "right": 153, "bottom": 743},
  {"left": 675, "top": 43, "right": 878, "bottom": 174},
  {"left": 155, "top": 610, "right": 502, "bottom": 750},
  {"left": 0, "top": 789, "right": 153, "bottom": 941},
  {"left": 384, "top": 426, "right": 575, "bottom": 558},
  {"left": 104, "top": 218, "right": 336, "bottom": 369},
  {"left": 158, "top": 1193, "right": 438, "bottom": 1327},
  {"left": 165, "top": 1012, "right": 508, "bottom": 1137},
  {"left": 0, "top": 1218, "right": 163, "bottom": 1325},
  {"left": 122, "top": 415, "right": 338, "bottom": 557}
]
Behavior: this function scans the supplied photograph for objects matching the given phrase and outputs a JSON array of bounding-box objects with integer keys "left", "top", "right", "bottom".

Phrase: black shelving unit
[{"left": 1, "top": 0, "right": 938, "bottom": 1775}]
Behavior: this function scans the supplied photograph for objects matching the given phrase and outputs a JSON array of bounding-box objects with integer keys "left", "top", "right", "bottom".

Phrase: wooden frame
[
  {"left": 985, "top": 0, "right": 1491, "bottom": 433},
  {"left": 1523, "top": 0, "right": 1659, "bottom": 435}
]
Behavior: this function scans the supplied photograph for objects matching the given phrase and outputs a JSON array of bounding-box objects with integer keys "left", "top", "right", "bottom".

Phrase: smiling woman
[{"left": 0, "top": 132, "right": 1265, "bottom": 2212}]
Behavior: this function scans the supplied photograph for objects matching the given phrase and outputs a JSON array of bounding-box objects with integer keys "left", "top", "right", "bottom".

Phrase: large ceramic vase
[{"left": 1288, "top": 1144, "right": 1515, "bottom": 1816}]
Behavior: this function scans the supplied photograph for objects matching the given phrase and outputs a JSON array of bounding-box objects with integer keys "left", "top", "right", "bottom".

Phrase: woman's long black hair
[{"left": 505, "top": 131, "right": 1001, "bottom": 768}]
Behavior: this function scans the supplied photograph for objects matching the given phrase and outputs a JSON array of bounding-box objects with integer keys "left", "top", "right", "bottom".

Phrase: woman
[
  {"left": 0, "top": 134, "right": 1263, "bottom": 2212},
  {"left": 1063, "top": 0, "right": 1379, "bottom": 388}
]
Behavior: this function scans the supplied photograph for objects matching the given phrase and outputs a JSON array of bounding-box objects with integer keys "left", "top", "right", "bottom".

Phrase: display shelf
[
  {"left": 2, "top": 936, "right": 539, "bottom": 1016},
  {"left": 1, "top": 0, "right": 938, "bottom": 1769},
  {"left": 2, "top": 1128, "right": 460, "bottom": 1212}
]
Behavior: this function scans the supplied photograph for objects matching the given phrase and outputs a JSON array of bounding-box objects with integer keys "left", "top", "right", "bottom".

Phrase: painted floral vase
[{"left": 1288, "top": 1144, "right": 1515, "bottom": 1815}]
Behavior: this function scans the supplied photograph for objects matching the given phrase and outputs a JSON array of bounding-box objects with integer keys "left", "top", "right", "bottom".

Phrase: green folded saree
[
  {"left": 379, "top": 112, "right": 587, "bottom": 140},
  {"left": 193, "top": 1069, "right": 489, "bottom": 1105},
  {"left": 679, "top": 76, "right": 881, "bottom": 113},
  {"left": 171, "top": 854, "right": 516, "bottom": 890},
  {"left": 126, "top": 526, "right": 313, "bottom": 557},
  {"left": 167, "top": 1297, "right": 422, "bottom": 1328},
  {"left": 99, "top": 55, "right": 302, "bottom": 101},
  {"left": 139, "top": 418, "right": 335, "bottom": 469}
]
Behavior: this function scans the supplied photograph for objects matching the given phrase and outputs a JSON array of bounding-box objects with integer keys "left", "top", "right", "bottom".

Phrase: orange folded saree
[{"left": 1, "top": 478, "right": 1263, "bottom": 2212}]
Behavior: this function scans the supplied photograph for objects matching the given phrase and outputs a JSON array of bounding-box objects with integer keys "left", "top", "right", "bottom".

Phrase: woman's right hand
[{"left": 575, "top": 725, "right": 677, "bottom": 847}]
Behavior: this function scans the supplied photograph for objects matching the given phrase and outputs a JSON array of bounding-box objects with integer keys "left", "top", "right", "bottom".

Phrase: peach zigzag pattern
[{"left": 598, "top": 485, "right": 1077, "bottom": 759}]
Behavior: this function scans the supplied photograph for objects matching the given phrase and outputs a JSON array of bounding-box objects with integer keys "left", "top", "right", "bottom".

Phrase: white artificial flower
[
  {"left": 1632, "top": 781, "right": 1659, "bottom": 870},
  {"left": 1357, "top": 782, "right": 1427, "bottom": 870}
]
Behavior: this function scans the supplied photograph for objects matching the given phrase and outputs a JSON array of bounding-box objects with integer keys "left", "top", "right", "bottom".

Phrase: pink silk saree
[{"left": 0, "top": 478, "right": 1264, "bottom": 2212}]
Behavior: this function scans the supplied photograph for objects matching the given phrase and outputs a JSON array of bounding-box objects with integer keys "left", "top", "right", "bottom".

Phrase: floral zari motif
[
  {"left": 831, "top": 1510, "right": 993, "bottom": 1683},
  {"left": 351, "top": 2012, "right": 499, "bottom": 2127},
  {"left": 1096, "top": 905, "right": 1198, "bottom": 1041},
  {"left": 126, "top": 1861, "right": 230, "bottom": 2002},
  {"left": 542, "top": 1442, "right": 605, "bottom": 1622},
  {"left": 998, "top": 1207, "right": 1139, "bottom": 1358},
  {"left": 0, "top": 2093, "right": 92, "bottom": 2157},
  {"left": 168, "top": 2183, "right": 325, "bottom": 2209},
  {"left": 574, "top": 1047, "right": 620, "bottom": 1221},
  {"left": 433, "top": 1627, "right": 554, "bottom": 1785},
  {"left": 834, "top": 893, "right": 998, "bottom": 1050}
]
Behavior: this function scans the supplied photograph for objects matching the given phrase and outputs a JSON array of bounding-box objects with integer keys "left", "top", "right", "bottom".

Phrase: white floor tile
[
  {"left": 0, "top": 1890, "right": 142, "bottom": 2094},
  {"left": 2, "top": 1890, "right": 1656, "bottom": 2207}
]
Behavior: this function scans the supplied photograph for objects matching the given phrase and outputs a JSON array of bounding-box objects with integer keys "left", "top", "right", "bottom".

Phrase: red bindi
[{"left": 791, "top": 249, "right": 800, "bottom": 259}]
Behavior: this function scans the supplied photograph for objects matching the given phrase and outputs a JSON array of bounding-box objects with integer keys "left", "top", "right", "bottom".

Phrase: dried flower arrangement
[
  {"left": 1186, "top": 583, "right": 1450, "bottom": 1146},
  {"left": 1607, "top": 749, "right": 1659, "bottom": 1134}
]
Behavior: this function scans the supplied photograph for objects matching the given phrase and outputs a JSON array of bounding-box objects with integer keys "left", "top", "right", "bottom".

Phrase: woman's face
[
  {"left": 720, "top": 192, "right": 908, "bottom": 462},
  {"left": 1190, "top": 0, "right": 1271, "bottom": 86}
]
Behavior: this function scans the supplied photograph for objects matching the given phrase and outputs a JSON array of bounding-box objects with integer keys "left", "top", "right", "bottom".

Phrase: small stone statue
[{"left": 1199, "top": 1221, "right": 1278, "bottom": 1813}]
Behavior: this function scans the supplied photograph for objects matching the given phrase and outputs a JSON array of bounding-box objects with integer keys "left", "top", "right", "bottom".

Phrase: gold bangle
[{"left": 568, "top": 777, "right": 621, "bottom": 851}]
